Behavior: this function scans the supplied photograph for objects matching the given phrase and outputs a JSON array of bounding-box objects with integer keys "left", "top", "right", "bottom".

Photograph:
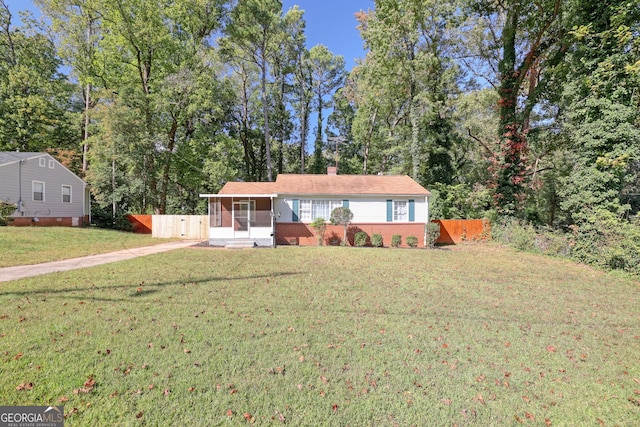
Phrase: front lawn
[
  {"left": 0, "top": 227, "right": 166, "bottom": 267},
  {"left": 0, "top": 245, "right": 638, "bottom": 425}
]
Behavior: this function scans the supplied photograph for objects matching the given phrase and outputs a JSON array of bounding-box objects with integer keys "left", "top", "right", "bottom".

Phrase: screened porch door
[{"left": 233, "top": 201, "right": 250, "bottom": 238}]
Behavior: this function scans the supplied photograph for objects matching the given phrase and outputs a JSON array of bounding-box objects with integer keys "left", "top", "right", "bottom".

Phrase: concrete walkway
[{"left": 0, "top": 240, "right": 202, "bottom": 283}]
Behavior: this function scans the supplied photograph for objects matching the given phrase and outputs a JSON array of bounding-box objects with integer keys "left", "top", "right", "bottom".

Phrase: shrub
[
  {"left": 493, "top": 219, "right": 536, "bottom": 252},
  {"left": 426, "top": 222, "right": 440, "bottom": 248},
  {"left": 371, "top": 233, "right": 383, "bottom": 248},
  {"left": 310, "top": 217, "right": 327, "bottom": 246},
  {"left": 354, "top": 231, "right": 368, "bottom": 247},
  {"left": 0, "top": 201, "right": 17, "bottom": 226},
  {"left": 391, "top": 234, "right": 402, "bottom": 248},
  {"left": 330, "top": 207, "right": 353, "bottom": 246},
  {"left": 406, "top": 235, "right": 418, "bottom": 248},
  {"left": 91, "top": 205, "right": 133, "bottom": 231}
]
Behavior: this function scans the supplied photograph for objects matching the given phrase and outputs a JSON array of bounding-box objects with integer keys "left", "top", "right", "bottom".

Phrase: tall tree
[
  {"left": 0, "top": 1, "right": 77, "bottom": 152},
  {"left": 463, "top": 0, "right": 569, "bottom": 216},
  {"left": 307, "top": 44, "right": 345, "bottom": 174},
  {"left": 35, "top": 0, "right": 102, "bottom": 172},
  {"left": 224, "top": 0, "right": 284, "bottom": 181}
]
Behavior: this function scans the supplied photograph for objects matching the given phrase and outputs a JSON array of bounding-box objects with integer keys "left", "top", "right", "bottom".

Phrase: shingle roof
[
  {"left": 0, "top": 152, "right": 46, "bottom": 166},
  {"left": 218, "top": 174, "right": 430, "bottom": 196},
  {"left": 218, "top": 181, "right": 278, "bottom": 195}
]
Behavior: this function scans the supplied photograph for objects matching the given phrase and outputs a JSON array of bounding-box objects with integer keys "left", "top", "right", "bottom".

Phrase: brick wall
[
  {"left": 11, "top": 216, "right": 87, "bottom": 227},
  {"left": 276, "top": 222, "right": 426, "bottom": 248}
]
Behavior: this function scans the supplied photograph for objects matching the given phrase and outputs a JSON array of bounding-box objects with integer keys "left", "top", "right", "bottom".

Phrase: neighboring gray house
[{"left": 0, "top": 152, "right": 90, "bottom": 226}]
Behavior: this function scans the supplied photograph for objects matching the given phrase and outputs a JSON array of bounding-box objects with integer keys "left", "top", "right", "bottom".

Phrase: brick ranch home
[{"left": 200, "top": 168, "right": 431, "bottom": 248}]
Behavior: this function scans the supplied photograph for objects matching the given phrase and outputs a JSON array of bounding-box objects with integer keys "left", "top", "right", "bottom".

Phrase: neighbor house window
[
  {"left": 33, "top": 181, "right": 44, "bottom": 201},
  {"left": 394, "top": 200, "right": 407, "bottom": 221},
  {"left": 298, "top": 199, "right": 342, "bottom": 222},
  {"left": 49, "top": 159, "right": 55, "bottom": 169},
  {"left": 62, "top": 185, "right": 72, "bottom": 203},
  {"left": 39, "top": 158, "right": 46, "bottom": 167}
]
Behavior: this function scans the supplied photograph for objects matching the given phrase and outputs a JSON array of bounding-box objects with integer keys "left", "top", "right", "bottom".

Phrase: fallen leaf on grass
[
  {"left": 188, "top": 387, "right": 195, "bottom": 392},
  {"left": 16, "top": 382, "right": 33, "bottom": 391},
  {"left": 58, "top": 396, "right": 68, "bottom": 403},
  {"left": 163, "top": 389, "right": 170, "bottom": 396},
  {"left": 183, "top": 348, "right": 191, "bottom": 354},
  {"left": 13, "top": 353, "right": 22, "bottom": 360},
  {"left": 546, "top": 345, "right": 556, "bottom": 353},
  {"left": 332, "top": 403, "right": 338, "bottom": 412},
  {"left": 440, "top": 398, "right": 452, "bottom": 405},
  {"left": 243, "top": 412, "right": 255, "bottom": 423},
  {"left": 525, "top": 412, "right": 535, "bottom": 421},
  {"left": 226, "top": 409, "right": 233, "bottom": 417},
  {"left": 136, "top": 411, "right": 143, "bottom": 419}
]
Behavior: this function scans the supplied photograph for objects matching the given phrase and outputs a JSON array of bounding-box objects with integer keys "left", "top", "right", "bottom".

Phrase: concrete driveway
[{"left": 0, "top": 240, "right": 202, "bottom": 283}]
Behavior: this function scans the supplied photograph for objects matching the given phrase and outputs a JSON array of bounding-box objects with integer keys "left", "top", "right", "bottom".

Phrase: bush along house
[{"left": 200, "top": 167, "right": 431, "bottom": 248}]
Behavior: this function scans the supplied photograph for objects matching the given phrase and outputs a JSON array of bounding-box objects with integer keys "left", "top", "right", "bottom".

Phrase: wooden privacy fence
[
  {"left": 127, "top": 214, "right": 207, "bottom": 240},
  {"left": 434, "top": 219, "right": 490, "bottom": 244}
]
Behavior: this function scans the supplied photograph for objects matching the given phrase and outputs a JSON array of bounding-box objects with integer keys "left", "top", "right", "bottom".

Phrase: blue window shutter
[
  {"left": 343, "top": 199, "right": 349, "bottom": 209},
  {"left": 292, "top": 199, "right": 299, "bottom": 222},
  {"left": 386, "top": 200, "right": 392, "bottom": 222},
  {"left": 409, "top": 199, "right": 415, "bottom": 222}
]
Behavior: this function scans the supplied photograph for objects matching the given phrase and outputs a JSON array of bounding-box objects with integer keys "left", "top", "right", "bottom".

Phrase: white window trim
[
  {"left": 32, "top": 181, "right": 45, "bottom": 202},
  {"left": 393, "top": 200, "right": 408, "bottom": 222},
  {"left": 299, "top": 199, "right": 342, "bottom": 222},
  {"left": 39, "top": 158, "right": 45, "bottom": 167},
  {"left": 62, "top": 185, "right": 72, "bottom": 203},
  {"left": 48, "top": 159, "right": 55, "bottom": 169}
]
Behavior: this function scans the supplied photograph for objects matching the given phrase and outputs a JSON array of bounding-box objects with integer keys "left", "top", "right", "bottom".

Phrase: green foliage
[
  {"left": 371, "top": 233, "right": 383, "bottom": 248},
  {"left": 309, "top": 217, "right": 327, "bottom": 246},
  {"left": 429, "top": 182, "right": 493, "bottom": 220},
  {"left": 494, "top": 211, "right": 640, "bottom": 277},
  {"left": 391, "top": 234, "right": 402, "bottom": 248},
  {"left": 90, "top": 205, "right": 132, "bottom": 232},
  {"left": 426, "top": 222, "right": 440, "bottom": 248},
  {"left": 330, "top": 206, "right": 353, "bottom": 246},
  {"left": 354, "top": 231, "right": 368, "bottom": 247},
  {"left": 406, "top": 235, "right": 418, "bottom": 248},
  {"left": 0, "top": 201, "right": 16, "bottom": 225}
]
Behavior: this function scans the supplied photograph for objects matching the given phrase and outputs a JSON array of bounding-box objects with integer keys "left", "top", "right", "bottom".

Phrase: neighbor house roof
[
  {"left": 0, "top": 152, "right": 47, "bottom": 167},
  {"left": 208, "top": 174, "right": 430, "bottom": 197}
]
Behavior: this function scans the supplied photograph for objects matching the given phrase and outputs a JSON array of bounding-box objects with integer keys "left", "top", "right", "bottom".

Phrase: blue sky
[
  {"left": 282, "top": 0, "right": 372, "bottom": 70},
  {"left": 5, "top": 0, "right": 372, "bottom": 72}
]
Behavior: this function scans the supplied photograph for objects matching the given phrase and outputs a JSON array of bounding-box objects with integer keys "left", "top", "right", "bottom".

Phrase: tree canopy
[{"left": 0, "top": 0, "right": 637, "bottom": 233}]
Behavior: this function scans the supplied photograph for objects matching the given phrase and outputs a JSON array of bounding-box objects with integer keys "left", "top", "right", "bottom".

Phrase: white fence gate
[{"left": 151, "top": 215, "right": 208, "bottom": 240}]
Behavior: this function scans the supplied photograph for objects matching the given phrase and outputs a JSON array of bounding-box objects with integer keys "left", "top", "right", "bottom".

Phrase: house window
[
  {"left": 33, "top": 181, "right": 45, "bottom": 201},
  {"left": 62, "top": 185, "right": 72, "bottom": 203},
  {"left": 210, "top": 199, "right": 221, "bottom": 227},
  {"left": 394, "top": 200, "right": 408, "bottom": 221},
  {"left": 39, "top": 158, "right": 46, "bottom": 167},
  {"left": 49, "top": 159, "right": 55, "bottom": 169},
  {"left": 299, "top": 200, "right": 342, "bottom": 222}
]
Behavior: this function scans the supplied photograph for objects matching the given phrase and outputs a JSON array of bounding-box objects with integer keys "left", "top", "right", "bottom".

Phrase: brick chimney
[{"left": 327, "top": 166, "right": 337, "bottom": 176}]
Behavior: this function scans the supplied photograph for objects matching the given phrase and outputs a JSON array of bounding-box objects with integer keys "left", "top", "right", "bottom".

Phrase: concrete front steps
[{"left": 224, "top": 240, "right": 258, "bottom": 249}]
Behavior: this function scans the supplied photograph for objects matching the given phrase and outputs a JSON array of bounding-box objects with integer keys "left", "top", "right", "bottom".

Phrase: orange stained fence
[
  {"left": 126, "top": 214, "right": 152, "bottom": 234},
  {"left": 434, "top": 219, "right": 490, "bottom": 245}
]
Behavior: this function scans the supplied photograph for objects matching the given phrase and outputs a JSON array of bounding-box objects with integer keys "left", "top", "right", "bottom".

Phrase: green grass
[
  {"left": 0, "top": 227, "right": 166, "bottom": 267},
  {"left": 0, "top": 245, "right": 638, "bottom": 426}
]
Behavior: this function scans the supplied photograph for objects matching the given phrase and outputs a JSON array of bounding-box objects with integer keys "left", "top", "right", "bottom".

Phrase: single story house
[
  {"left": 0, "top": 152, "right": 90, "bottom": 226},
  {"left": 199, "top": 168, "right": 431, "bottom": 247}
]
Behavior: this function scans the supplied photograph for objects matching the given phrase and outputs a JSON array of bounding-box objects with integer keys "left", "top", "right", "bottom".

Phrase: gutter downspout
[{"left": 18, "top": 159, "right": 25, "bottom": 215}]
